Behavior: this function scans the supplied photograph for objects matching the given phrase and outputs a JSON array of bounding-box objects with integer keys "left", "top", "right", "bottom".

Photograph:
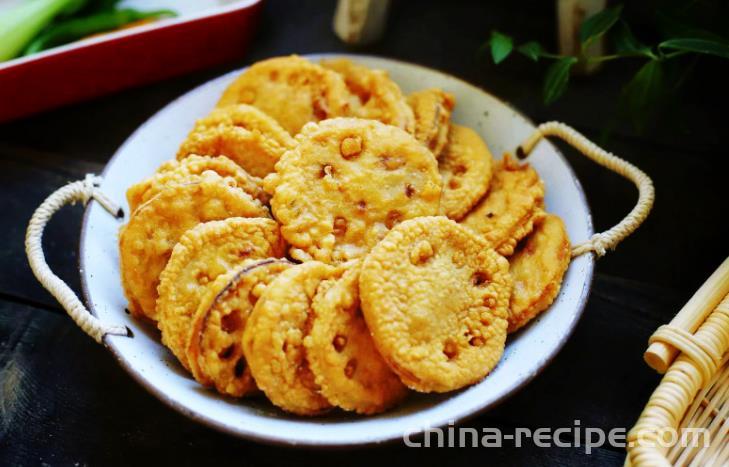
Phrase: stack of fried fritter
[{"left": 119, "top": 55, "right": 571, "bottom": 416}]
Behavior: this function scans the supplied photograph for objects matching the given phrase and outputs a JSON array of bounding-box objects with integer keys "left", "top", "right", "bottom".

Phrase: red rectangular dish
[{"left": 0, "top": 0, "right": 263, "bottom": 123}]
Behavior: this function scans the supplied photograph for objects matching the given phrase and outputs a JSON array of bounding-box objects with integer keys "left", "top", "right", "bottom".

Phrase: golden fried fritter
[
  {"left": 126, "top": 154, "right": 268, "bottom": 214},
  {"left": 119, "top": 172, "right": 269, "bottom": 320},
  {"left": 407, "top": 88, "right": 455, "bottom": 156},
  {"left": 360, "top": 217, "right": 511, "bottom": 393},
  {"left": 187, "top": 259, "right": 293, "bottom": 397},
  {"left": 508, "top": 214, "right": 570, "bottom": 332},
  {"left": 322, "top": 58, "right": 414, "bottom": 133},
  {"left": 243, "top": 261, "right": 340, "bottom": 415},
  {"left": 460, "top": 154, "right": 545, "bottom": 256},
  {"left": 177, "top": 105, "right": 295, "bottom": 178},
  {"left": 217, "top": 55, "right": 351, "bottom": 135},
  {"left": 156, "top": 217, "right": 284, "bottom": 367},
  {"left": 265, "top": 118, "right": 441, "bottom": 263},
  {"left": 438, "top": 125, "right": 494, "bottom": 220},
  {"left": 305, "top": 261, "right": 408, "bottom": 414}
]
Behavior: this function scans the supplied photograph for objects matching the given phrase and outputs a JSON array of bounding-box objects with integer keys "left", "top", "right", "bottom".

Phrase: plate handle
[
  {"left": 25, "top": 174, "right": 130, "bottom": 344},
  {"left": 517, "top": 121, "right": 655, "bottom": 259}
]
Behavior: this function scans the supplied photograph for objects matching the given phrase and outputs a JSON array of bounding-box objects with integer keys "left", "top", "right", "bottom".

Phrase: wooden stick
[
  {"left": 556, "top": 0, "right": 606, "bottom": 74},
  {"left": 332, "top": 0, "right": 390, "bottom": 45},
  {"left": 644, "top": 256, "right": 729, "bottom": 373}
]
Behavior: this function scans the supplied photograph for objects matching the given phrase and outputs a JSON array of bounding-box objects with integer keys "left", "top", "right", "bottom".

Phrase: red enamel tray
[{"left": 0, "top": 0, "right": 263, "bottom": 123}]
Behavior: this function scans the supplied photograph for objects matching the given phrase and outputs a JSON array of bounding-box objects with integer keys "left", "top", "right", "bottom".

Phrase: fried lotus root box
[
  {"left": 460, "top": 154, "right": 545, "bottom": 256},
  {"left": 156, "top": 217, "right": 284, "bottom": 368},
  {"left": 177, "top": 105, "right": 295, "bottom": 178},
  {"left": 243, "top": 261, "right": 341, "bottom": 415},
  {"left": 508, "top": 214, "right": 570, "bottom": 333},
  {"left": 126, "top": 154, "right": 268, "bottom": 214},
  {"left": 265, "top": 118, "right": 442, "bottom": 264},
  {"left": 360, "top": 216, "right": 512, "bottom": 393},
  {"left": 305, "top": 261, "right": 408, "bottom": 414},
  {"left": 186, "top": 259, "right": 293, "bottom": 397},
  {"left": 218, "top": 55, "right": 351, "bottom": 135},
  {"left": 119, "top": 171, "right": 270, "bottom": 320}
]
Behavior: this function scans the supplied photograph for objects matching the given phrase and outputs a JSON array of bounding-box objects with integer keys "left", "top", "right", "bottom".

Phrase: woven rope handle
[
  {"left": 25, "top": 174, "right": 129, "bottom": 344},
  {"left": 518, "top": 121, "right": 655, "bottom": 258}
]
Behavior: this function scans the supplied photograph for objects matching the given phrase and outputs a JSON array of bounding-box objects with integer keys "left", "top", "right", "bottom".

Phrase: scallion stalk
[{"left": 0, "top": 0, "right": 81, "bottom": 61}]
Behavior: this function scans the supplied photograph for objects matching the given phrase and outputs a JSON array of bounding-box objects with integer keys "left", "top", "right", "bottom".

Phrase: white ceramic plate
[{"left": 80, "top": 54, "right": 594, "bottom": 446}]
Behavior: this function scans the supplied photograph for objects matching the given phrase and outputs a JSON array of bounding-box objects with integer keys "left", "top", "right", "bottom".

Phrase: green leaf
[
  {"left": 58, "top": 0, "right": 90, "bottom": 18},
  {"left": 23, "top": 8, "right": 176, "bottom": 55},
  {"left": 659, "top": 38, "right": 729, "bottom": 60},
  {"left": 613, "top": 20, "right": 653, "bottom": 57},
  {"left": 621, "top": 59, "right": 664, "bottom": 132},
  {"left": 517, "top": 41, "right": 543, "bottom": 61},
  {"left": 580, "top": 4, "right": 623, "bottom": 48},
  {"left": 0, "top": 0, "right": 85, "bottom": 61},
  {"left": 543, "top": 57, "right": 577, "bottom": 105},
  {"left": 490, "top": 31, "right": 513, "bottom": 64}
]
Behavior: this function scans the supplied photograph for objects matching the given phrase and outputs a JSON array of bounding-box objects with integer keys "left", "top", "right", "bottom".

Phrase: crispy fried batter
[
  {"left": 119, "top": 172, "right": 270, "bottom": 321},
  {"left": 438, "top": 125, "right": 494, "bottom": 220},
  {"left": 460, "top": 154, "right": 545, "bottom": 256},
  {"left": 305, "top": 261, "right": 408, "bottom": 414},
  {"left": 126, "top": 155, "right": 268, "bottom": 214},
  {"left": 407, "top": 88, "right": 455, "bottom": 156},
  {"left": 321, "top": 58, "right": 414, "bottom": 133},
  {"left": 508, "top": 214, "right": 571, "bottom": 333},
  {"left": 156, "top": 217, "right": 284, "bottom": 368},
  {"left": 217, "top": 55, "right": 351, "bottom": 135},
  {"left": 116, "top": 55, "right": 577, "bottom": 415},
  {"left": 265, "top": 118, "right": 441, "bottom": 263},
  {"left": 360, "top": 217, "right": 511, "bottom": 393},
  {"left": 187, "top": 259, "right": 293, "bottom": 396},
  {"left": 177, "top": 105, "right": 295, "bottom": 178},
  {"left": 243, "top": 261, "right": 340, "bottom": 415}
]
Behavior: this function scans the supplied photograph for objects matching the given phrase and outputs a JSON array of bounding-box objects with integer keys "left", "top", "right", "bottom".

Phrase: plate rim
[{"left": 79, "top": 53, "right": 595, "bottom": 447}]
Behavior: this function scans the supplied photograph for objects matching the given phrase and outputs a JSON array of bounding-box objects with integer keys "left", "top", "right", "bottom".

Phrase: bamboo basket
[{"left": 627, "top": 257, "right": 729, "bottom": 466}]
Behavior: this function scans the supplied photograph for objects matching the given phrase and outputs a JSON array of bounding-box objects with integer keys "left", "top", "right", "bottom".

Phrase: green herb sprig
[{"left": 486, "top": 4, "right": 729, "bottom": 131}]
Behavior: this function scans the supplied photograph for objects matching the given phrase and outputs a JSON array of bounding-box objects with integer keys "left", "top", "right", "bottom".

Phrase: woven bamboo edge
[
  {"left": 627, "top": 291, "right": 729, "bottom": 466},
  {"left": 645, "top": 257, "right": 729, "bottom": 373}
]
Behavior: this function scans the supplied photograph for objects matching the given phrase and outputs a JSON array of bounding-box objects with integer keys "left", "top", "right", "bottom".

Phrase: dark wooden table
[{"left": 1, "top": 1, "right": 727, "bottom": 465}]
